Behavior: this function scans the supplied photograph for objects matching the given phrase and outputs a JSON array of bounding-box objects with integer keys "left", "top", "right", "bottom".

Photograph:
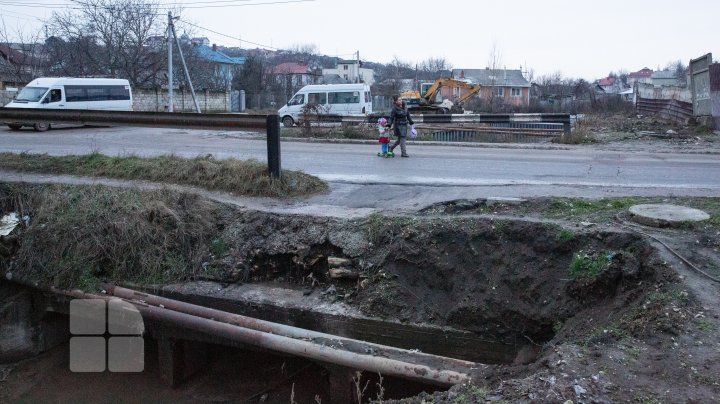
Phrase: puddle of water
[{"left": 1, "top": 212, "right": 19, "bottom": 236}]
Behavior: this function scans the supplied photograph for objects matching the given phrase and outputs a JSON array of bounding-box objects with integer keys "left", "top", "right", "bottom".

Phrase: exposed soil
[{"left": 1, "top": 114, "right": 720, "bottom": 403}]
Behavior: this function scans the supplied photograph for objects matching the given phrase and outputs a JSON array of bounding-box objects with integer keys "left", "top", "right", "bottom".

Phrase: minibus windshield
[{"left": 15, "top": 87, "right": 48, "bottom": 102}]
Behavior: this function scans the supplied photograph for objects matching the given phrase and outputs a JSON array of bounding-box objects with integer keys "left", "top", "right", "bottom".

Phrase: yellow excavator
[{"left": 401, "top": 78, "right": 483, "bottom": 114}]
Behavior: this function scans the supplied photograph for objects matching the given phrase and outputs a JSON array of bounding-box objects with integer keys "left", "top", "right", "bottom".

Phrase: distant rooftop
[
  {"left": 193, "top": 44, "right": 245, "bottom": 65},
  {"left": 452, "top": 68, "right": 530, "bottom": 87}
]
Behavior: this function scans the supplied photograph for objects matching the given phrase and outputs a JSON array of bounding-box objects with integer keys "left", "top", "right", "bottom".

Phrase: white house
[{"left": 322, "top": 59, "right": 375, "bottom": 86}]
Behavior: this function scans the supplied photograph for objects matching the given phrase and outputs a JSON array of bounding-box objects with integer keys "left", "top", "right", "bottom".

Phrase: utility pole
[
  {"left": 167, "top": 12, "right": 173, "bottom": 112},
  {"left": 169, "top": 17, "right": 201, "bottom": 113},
  {"left": 166, "top": 11, "right": 200, "bottom": 113},
  {"left": 356, "top": 50, "right": 360, "bottom": 83}
]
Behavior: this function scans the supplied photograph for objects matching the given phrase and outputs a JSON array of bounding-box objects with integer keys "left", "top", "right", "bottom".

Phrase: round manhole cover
[{"left": 628, "top": 204, "right": 710, "bottom": 227}]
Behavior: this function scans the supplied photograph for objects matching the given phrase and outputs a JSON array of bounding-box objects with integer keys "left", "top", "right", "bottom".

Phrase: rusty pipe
[
  {"left": 101, "top": 283, "right": 478, "bottom": 373},
  {"left": 61, "top": 288, "right": 470, "bottom": 386}
]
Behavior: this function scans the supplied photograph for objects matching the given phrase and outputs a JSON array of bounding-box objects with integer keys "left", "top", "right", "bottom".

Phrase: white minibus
[
  {"left": 278, "top": 83, "right": 372, "bottom": 127},
  {"left": 4, "top": 77, "right": 133, "bottom": 131}
]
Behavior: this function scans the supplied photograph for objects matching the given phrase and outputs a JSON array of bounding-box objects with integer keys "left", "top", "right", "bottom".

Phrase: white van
[
  {"left": 278, "top": 83, "right": 372, "bottom": 127},
  {"left": 4, "top": 77, "right": 133, "bottom": 131}
]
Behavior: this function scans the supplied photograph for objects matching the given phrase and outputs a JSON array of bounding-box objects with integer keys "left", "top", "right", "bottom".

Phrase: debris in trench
[
  {"left": 327, "top": 256, "right": 359, "bottom": 279},
  {"left": 0, "top": 212, "right": 19, "bottom": 236},
  {"left": 329, "top": 268, "right": 359, "bottom": 280}
]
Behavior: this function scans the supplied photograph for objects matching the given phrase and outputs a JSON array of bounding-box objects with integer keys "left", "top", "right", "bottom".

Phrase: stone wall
[
  {"left": 132, "top": 88, "right": 231, "bottom": 112},
  {"left": 0, "top": 88, "right": 231, "bottom": 113},
  {"left": 711, "top": 64, "right": 720, "bottom": 129},
  {"left": 0, "top": 89, "right": 16, "bottom": 107},
  {"left": 636, "top": 82, "right": 692, "bottom": 103}
]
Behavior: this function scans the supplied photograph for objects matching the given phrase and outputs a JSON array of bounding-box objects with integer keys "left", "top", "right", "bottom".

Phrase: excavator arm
[
  {"left": 422, "top": 78, "right": 482, "bottom": 104},
  {"left": 404, "top": 78, "right": 483, "bottom": 114},
  {"left": 454, "top": 83, "right": 483, "bottom": 104}
]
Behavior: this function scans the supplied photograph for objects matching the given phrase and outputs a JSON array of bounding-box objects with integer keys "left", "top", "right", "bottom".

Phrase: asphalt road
[{"left": 1, "top": 125, "right": 719, "bottom": 211}]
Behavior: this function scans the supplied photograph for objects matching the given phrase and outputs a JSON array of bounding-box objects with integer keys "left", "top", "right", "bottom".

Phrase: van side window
[
  {"left": 328, "top": 91, "right": 359, "bottom": 104},
  {"left": 49, "top": 89, "right": 62, "bottom": 103},
  {"left": 288, "top": 94, "right": 304, "bottom": 106},
  {"left": 307, "top": 92, "right": 326, "bottom": 104},
  {"left": 65, "top": 85, "right": 131, "bottom": 102}
]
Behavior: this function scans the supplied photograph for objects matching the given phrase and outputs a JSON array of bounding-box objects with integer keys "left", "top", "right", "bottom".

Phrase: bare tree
[
  {"left": 0, "top": 17, "right": 45, "bottom": 85},
  {"left": 418, "top": 57, "right": 452, "bottom": 79},
  {"left": 232, "top": 55, "right": 274, "bottom": 108},
  {"left": 46, "top": 0, "right": 166, "bottom": 88},
  {"left": 487, "top": 42, "right": 504, "bottom": 111},
  {"left": 666, "top": 60, "right": 688, "bottom": 86}
]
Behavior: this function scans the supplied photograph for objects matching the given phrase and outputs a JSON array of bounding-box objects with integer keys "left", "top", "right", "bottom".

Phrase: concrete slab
[
  {"left": 486, "top": 197, "right": 527, "bottom": 206},
  {"left": 628, "top": 204, "right": 710, "bottom": 227}
]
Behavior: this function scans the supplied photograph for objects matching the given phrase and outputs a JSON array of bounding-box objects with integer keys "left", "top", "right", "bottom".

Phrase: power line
[
  {"left": 177, "top": 18, "right": 278, "bottom": 50},
  {"left": 0, "top": 0, "right": 74, "bottom": 5},
  {"left": 157, "top": 0, "right": 314, "bottom": 10},
  {"left": 0, "top": 11, "right": 43, "bottom": 22}
]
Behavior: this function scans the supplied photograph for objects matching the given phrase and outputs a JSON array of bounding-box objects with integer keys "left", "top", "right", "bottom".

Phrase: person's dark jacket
[{"left": 387, "top": 103, "right": 414, "bottom": 136}]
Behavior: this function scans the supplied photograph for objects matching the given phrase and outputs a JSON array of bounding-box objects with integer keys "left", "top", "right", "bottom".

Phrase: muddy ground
[{"left": 1, "top": 114, "right": 720, "bottom": 403}]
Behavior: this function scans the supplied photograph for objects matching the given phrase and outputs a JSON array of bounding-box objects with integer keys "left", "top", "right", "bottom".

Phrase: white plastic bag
[{"left": 410, "top": 125, "right": 417, "bottom": 139}]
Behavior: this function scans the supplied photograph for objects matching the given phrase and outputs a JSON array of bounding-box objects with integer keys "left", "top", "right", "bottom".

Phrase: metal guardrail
[
  {"left": 0, "top": 108, "right": 282, "bottom": 178},
  {"left": 428, "top": 122, "right": 564, "bottom": 143},
  {"left": 306, "top": 112, "right": 572, "bottom": 136},
  {"left": 0, "top": 108, "right": 268, "bottom": 130}
]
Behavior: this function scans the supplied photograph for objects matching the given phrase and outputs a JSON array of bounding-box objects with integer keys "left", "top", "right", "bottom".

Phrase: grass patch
[
  {"left": 585, "top": 324, "right": 629, "bottom": 346},
  {"left": 695, "top": 319, "right": 714, "bottom": 333},
  {"left": 0, "top": 152, "right": 327, "bottom": 198},
  {"left": 548, "top": 197, "right": 642, "bottom": 218},
  {"left": 452, "top": 383, "right": 487, "bottom": 403},
  {"left": 556, "top": 228, "right": 575, "bottom": 241},
  {"left": 620, "top": 343, "right": 642, "bottom": 359},
  {"left": 569, "top": 250, "right": 611, "bottom": 279},
  {"left": 647, "top": 290, "right": 690, "bottom": 304},
  {"left": 1, "top": 183, "right": 222, "bottom": 289}
]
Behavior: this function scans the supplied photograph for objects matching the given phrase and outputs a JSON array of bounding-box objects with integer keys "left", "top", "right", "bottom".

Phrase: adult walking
[{"left": 387, "top": 95, "right": 414, "bottom": 158}]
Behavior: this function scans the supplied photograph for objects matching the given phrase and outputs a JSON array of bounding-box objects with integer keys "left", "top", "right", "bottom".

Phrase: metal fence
[
  {"left": 636, "top": 96, "right": 694, "bottom": 124},
  {"left": 429, "top": 123, "right": 564, "bottom": 143}
]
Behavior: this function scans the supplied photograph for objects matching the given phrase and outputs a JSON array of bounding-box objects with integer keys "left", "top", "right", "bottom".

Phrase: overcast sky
[{"left": 1, "top": 0, "right": 718, "bottom": 80}]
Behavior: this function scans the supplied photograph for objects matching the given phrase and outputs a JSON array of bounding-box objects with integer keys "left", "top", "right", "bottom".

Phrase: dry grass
[
  {"left": 0, "top": 152, "right": 327, "bottom": 198},
  {"left": 1, "top": 183, "right": 222, "bottom": 290}
]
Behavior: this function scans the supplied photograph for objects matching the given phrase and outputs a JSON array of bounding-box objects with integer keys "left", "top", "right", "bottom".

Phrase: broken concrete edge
[{"left": 419, "top": 197, "right": 528, "bottom": 214}]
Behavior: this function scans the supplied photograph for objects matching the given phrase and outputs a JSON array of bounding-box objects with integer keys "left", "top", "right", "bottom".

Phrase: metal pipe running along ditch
[
  {"left": 102, "top": 284, "right": 477, "bottom": 373},
  {"left": 56, "top": 285, "right": 476, "bottom": 386}
]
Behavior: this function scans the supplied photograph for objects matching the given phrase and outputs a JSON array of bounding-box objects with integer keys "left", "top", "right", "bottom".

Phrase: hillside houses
[
  {"left": 452, "top": 68, "right": 531, "bottom": 107},
  {"left": 627, "top": 67, "right": 653, "bottom": 86},
  {"left": 322, "top": 59, "right": 375, "bottom": 86}
]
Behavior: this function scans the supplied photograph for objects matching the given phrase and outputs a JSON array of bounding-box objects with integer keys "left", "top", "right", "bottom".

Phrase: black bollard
[{"left": 266, "top": 114, "right": 281, "bottom": 179}]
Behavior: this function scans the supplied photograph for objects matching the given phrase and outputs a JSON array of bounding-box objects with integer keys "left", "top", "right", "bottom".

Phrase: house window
[
  {"left": 511, "top": 88, "right": 521, "bottom": 97},
  {"left": 343, "top": 74, "right": 348, "bottom": 81},
  {"left": 343, "top": 65, "right": 348, "bottom": 70},
  {"left": 495, "top": 87, "right": 504, "bottom": 97},
  {"left": 296, "top": 75, "right": 302, "bottom": 86}
]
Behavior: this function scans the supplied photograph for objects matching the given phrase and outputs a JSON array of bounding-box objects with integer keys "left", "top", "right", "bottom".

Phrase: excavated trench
[{"left": 0, "top": 187, "right": 670, "bottom": 402}]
